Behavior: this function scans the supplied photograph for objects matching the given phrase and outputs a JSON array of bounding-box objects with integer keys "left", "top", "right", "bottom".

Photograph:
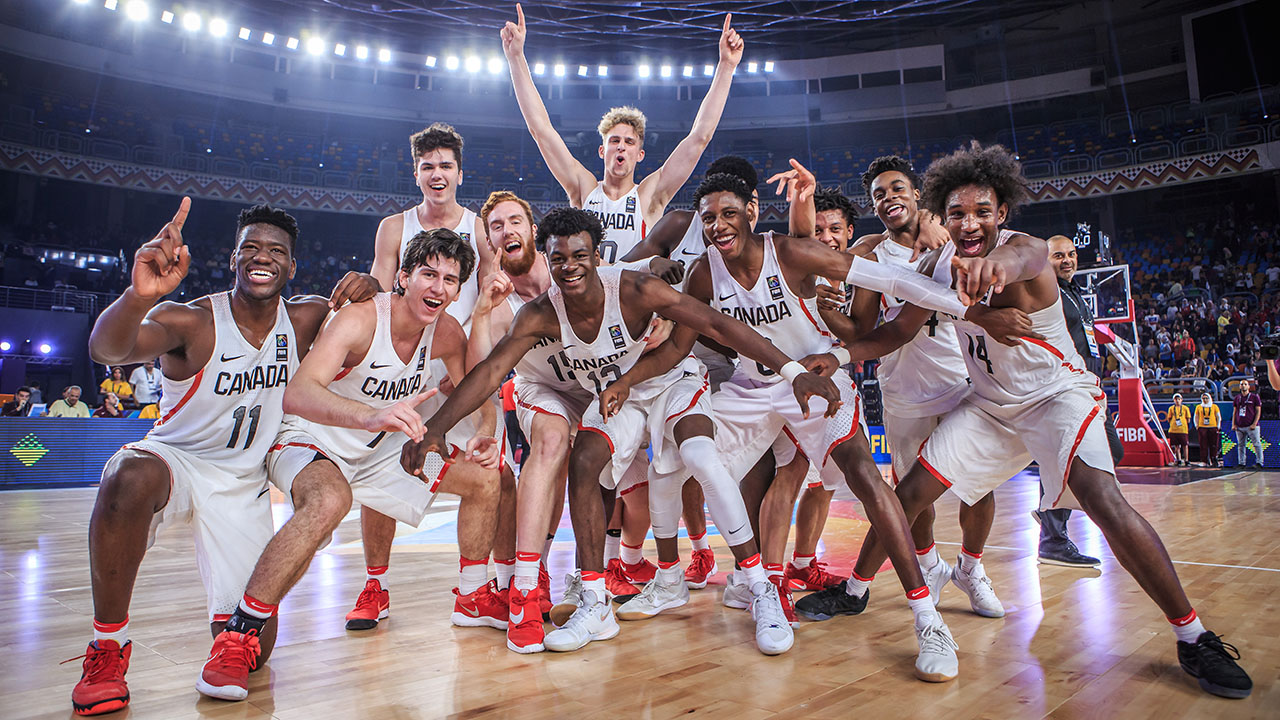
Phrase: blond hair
[
  {"left": 480, "top": 190, "right": 536, "bottom": 237},
  {"left": 598, "top": 106, "right": 646, "bottom": 145}
]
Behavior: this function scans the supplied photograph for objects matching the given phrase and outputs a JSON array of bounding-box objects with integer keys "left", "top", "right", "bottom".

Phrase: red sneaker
[
  {"left": 684, "top": 549, "right": 718, "bottom": 589},
  {"left": 68, "top": 640, "right": 131, "bottom": 715},
  {"left": 196, "top": 630, "right": 260, "bottom": 701},
  {"left": 452, "top": 579, "right": 509, "bottom": 630},
  {"left": 506, "top": 586, "right": 546, "bottom": 653},
  {"left": 605, "top": 558, "right": 640, "bottom": 598},
  {"left": 786, "top": 560, "right": 845, "bottom": 591},
  {"left": 537, "top": 562, "right": 552, "bottom": 619},
  {"left": 620, "top": 558, "right": 657, "bottom": 585},
  {"left": 345, "top": 578, "right": 390, "bottom": 630},
  {"left": 770, "top": 575, "right": 800, "bottom": 628}
]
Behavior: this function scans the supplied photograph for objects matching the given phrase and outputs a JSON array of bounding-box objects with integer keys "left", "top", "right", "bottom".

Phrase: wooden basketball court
[{"left": 3, "top": 467, "right": 1275, "bottom": 719}]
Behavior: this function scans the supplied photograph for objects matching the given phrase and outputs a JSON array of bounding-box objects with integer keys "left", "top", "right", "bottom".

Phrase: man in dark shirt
[
  {"left": 1232, "top": 379, "right": 1263, "bottom": 469},
  {"left": 2, "top": 386, "right": 33, "bottom": 417},
  {"left": 1037, "top": 236, "right": 1126, "bottom": 568}
]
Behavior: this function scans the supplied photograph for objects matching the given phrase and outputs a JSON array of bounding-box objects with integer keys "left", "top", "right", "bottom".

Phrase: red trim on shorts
[
  {"left": 1169, "top": 609, "right": 1198, "bottom": 626},
  {"left": 781, "top": 426, "right": 808, "bottom": 461},
  {"left": 664, "top": 380, "right": 709, "bottom": 424},
  {"left": 154, "top": 369, "right": 204, "bottom": 426},
  {"left": 514, "top": 389, "right": 569, "bottom": 421},
  {"left": 333, "top": 367, "right": 353, "bottom": 382},
  {"left": 1052, "top": 404, "right": 1101, "bottom": 508},
  {"left": 269, "top": 441, "right": 326, "bottom": 456},
  {"left": 429, "top": 446, "right": 461, "bottom": 493},
  {"left": 576, "top": 424, "right": 615, "bottom": 453},
  {"left": 798, "top": 300, "right": 832, "bottom": 338},
  {"left": 822, "top": 391, "right": 861, "bottom": 467},
  {"left": 916, "top": 441, "right": 953, "bottom": 488},
  {"left": 618, "top": 480, "right": 648, "bottom": 497}
]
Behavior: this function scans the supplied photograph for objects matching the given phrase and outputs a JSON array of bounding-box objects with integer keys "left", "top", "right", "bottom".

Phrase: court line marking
[{"left": 936, "top": 541, "right": 1280, "bottom": 573}]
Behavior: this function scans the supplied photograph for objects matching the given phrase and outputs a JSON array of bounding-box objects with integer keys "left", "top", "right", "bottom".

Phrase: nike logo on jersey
[
  {"left": 679, "top": 249, "right": 701, "bottom": 257},
  {"left": 718, "top": 292, "right": 737, "bottom": 301},
  {"left": 220, "top": 353, "right": 244, "bottom": 362},
  {"left": 370, "top": 362, "right": 392, "bottom": 370},
  {"left": 257, "top": 487, "right": 271, "bottom": 499},
  {"left": 510, "top": 606, "right": 526, "bottom": 624}
]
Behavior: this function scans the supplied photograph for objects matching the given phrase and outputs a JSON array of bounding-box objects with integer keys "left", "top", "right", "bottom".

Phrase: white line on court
[{"left": 936, "top": 541, "right": 1280, "bottom": 573}]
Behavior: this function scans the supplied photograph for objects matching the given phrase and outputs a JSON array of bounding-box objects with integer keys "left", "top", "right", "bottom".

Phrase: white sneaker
[
  {"left": 914, "top": 615, "right": 959, "bottom": 682},
  {"left": 951, "top": 560, "right": 1005, "bottom": 618},
  {"left": 543, "top": 591, "right": 619, "bottom": 652},
  {"left": 722, "top": 571, "right": 752, "bottom": 609},
  {"left": 749, "top": 581, "right": 794, "bottom": 655},
  {"left": 920, "top": 555, "right": 952, "bottom": 607},
  {"left": 550, "top": 571, "right": 583, "bottom": 628},
  {"left": 617, "top": 573, "right": 690, "bottom": 620}
]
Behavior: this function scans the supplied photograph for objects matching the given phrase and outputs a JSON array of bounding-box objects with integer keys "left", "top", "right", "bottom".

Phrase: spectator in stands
[
  {"left": 99, "top": 366, "right": 135, "bottom": 408},
  {"left": 2, "top": 386, "right": 33, "bottom": 417},
  {"left": 27, "top": 381, "right": 43, "bottom": 404},
  {"left": 93, "top": 392, "right": 125, "bottom": 418},
  {"left": 1231, "top": 379, "right": 1264, "bottom": 469},
  {"left": 129, "top": 360, "right": 161, "bottom": 406},
  {"left": 1195, "top": 392, "right": 1222, "bottom": 467},
  {"left": 1167, "top": 393, "right": 1191, "bottom": 467},
  {"left": 46, "top": 385, "right": 90, "bottom": 418},
  {"left": 138, "top": 403, "right": 160, "bottom": 420}
]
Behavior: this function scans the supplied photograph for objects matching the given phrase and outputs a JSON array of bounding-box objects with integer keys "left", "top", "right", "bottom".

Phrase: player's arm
[
  {"left": 467, "top": 269, "right": 516, "bottom": 364},
  {"left": 637, "top": 15, "right": 743, "bottom": 214},
  {"left": 370, "top": 215, "right": 402, "bottom": 291},
  {"left": 950, "top": 233, "right": 1049, "bottom": 305},
  {"left": 599, "top": 320, "right": 697, "bottom": 419},
  {"left": 766, "top": 158, "right": 818, "bottom": 238},
  {"left": 500, "top": 4, "right": 597, "bottom": 205},
  {"left": 434, "top": 312, "right": 498, "bottom": 433},
  {"left": 1267, "top": 358, "right": 1280, "bottom": 391},
  {"left": 620, "top": 210, "right": 691, "bottom": 262}
]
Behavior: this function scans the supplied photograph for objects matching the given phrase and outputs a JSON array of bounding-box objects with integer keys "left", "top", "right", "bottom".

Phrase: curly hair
[
  {"left": 693, "top": 173, "right": 753, "bottom": 209},
  {"left": 535, "top": 207, "right": 604, "bottom": 252},
  {"left": 410, "top": 122, "right": 464, "bottom": 168},
  {"left": 860, "top": 155, "right": 920, "bottom": 195},
  {"left": 813, "top": 187, "right": 858, "bottom": 226},
  {"left": 706, "top": 155, "right": 758, "bottom": 189},
  {"left": 921, "top": 141, "right": 1029, "bottom": 218},
  {"left": 237, "top": 204, "right": 299, "bottom": 248},
  {"left": 597, "top": 106, "right": 646, "bottom": 146},
  {"left": 400, "top": 228, "right": 476, "bottom": 290}
]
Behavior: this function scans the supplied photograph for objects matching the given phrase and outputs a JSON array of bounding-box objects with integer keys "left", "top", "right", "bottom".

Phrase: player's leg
[
  {"left": 346, "top": 505, "right": 396, "bottom": 629},
  {"left": 619, "top": 469, "right": 689, "bottom": 621},
  {"left": 950, "top": 493, "right": 1004, "bottom": 618},
  {"left": 617, "top": 477, "right": 657, "bottom": 586},
  {"left": 786, "top": 479, "right": 843, "bottom": 592},
  {"left": 435, "top": 459, "right": 507, "bottom": 631},
  {"left": 680, "top": 479, "right": 717, "bottom": 587},
  {"left": 755, "top": 448, "right": 808, "bottom": 623}
]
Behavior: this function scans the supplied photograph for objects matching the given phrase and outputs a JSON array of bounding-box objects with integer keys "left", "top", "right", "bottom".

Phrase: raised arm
[
  {"left": 466, "top": 268, "right": 516, "bottom": 365},
  {"left": 370, "top": 215, "right": 402, "bottom": 292},
  {"left": 637, "top": 15, "right": 743, "bottom": 215},
  {"left": 90, "top": 197, "right": 194, "bottom": 365},
  {"left": 501, "top": 4, "right": 597, "bottom": 205},
  {"left": 433, "top": 313, "right": 500, "bottom": 463},
  {"left": 766, "top": 158, "right": 818, "bottom": 238},
  {"left": 620, "top": 210, "right": 692, "bottom": 262}
]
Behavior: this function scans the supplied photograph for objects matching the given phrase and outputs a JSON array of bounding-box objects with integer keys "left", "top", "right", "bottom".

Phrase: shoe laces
[
  {"left": 1196, "top": 633, "right": 1243, "bottom": 667},
  {"left": 62, "top": 642, "right": 125, "bottom": 683},
  {"left": 751, "top": 583, "right": 788, "bottom": 629},
  {"left": 562, "top": 572, "right": 582, "bottom": 600},
  {"left": 210, "top": 632, "right": 261, "bottom": 672},
  {"left": 353, "top": 579, "right": 383, "bottom": 609},
  {"left": 918, "top": 622, "right": 959, "bottom": 655},
  {"left": 689, "top": 550, "right": 714, "bottom": 576}
]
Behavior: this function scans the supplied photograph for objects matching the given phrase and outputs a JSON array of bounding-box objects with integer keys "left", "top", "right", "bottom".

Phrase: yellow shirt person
[
  {"left": 1195, "top": 401, "right": 1221, "bottom": 429},
  {"left": 1167, "top": 401, "right": 1191, "bottom": 434}
]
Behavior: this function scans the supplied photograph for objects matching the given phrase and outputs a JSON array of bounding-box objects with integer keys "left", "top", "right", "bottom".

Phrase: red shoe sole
[{"left": 73, "top": 695, "right": 129, "bottom": 716}]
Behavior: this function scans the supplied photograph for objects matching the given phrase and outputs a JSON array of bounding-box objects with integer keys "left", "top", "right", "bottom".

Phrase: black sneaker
[
  {"left": 1177, "top": 631, "right": 1252, "bottom": 698},
  {"left": 1037, "top": 540, "right": 1101, "bottom": 568},
  {"left": 794, "top": 581, "right": 868, "bottom": 621}
]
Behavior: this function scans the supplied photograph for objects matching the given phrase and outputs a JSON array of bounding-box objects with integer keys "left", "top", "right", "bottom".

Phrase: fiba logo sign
[{"left": 1119, "top": 426, "right": 1147, "bottom": 442}]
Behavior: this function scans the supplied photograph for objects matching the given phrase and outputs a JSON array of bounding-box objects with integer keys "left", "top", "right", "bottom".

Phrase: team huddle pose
[{"left": 67, "top": 5, "right": 1251, "bottom": 716}]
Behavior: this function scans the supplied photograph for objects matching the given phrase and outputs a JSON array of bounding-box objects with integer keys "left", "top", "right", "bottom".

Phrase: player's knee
[
  {"left": 292, "top": 470, "right": 352, "bottom": 527},
  {"left": 532, "top": 425, "right": 571, "bottom": 460},
  {"left": 97, "top": 453, "right": 170, "bottom": 515},
  {"left": 567, "top": 445, "right": 609, "bottom": 485},
  {"left": 450, "top": 463, "right": 500, "bottom": 505}
]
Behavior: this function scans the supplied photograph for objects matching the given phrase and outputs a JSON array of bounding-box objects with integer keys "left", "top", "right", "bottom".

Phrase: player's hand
[
  {"left": 642, "top": 317, "right": 674, "bottom": 352},
  {"left": 501, "top": 3, "right": 527, "bottom": 60},
  {"left": 132, "top": 196, "right": 192, "bottom": 301},
  {"left": 798, "top": 352, "right": 840, "bottom": 377},
  {"left": 465, "top": 435, "right": 502, "bottom": 470},
  {"left": 400, "top": 427, "right": 448, "bottom": 478},
  {"left": 766, "top": 158, "right": 816, "bottom": 206},
  {"left": 964, "top": 305, "right": 1044, "bottom": 347},
  {"left": 364, "top": 388, "right": 438, "bottom": 441},
  {"left": 474, "top": 269, "right": 514, "bottom": 316},
  {"left": 791, "top": 372, "right": 841, "bottom": 419},
  {"left": 815, "top": 283, "right": 846, "bottom": 312},
  {"left": 718, "top": 14, "right": 744, "bottom": 69},
  {"left": 648, "top": 257, "right": 686, "bottom": 285},
  {"left": 951, "top": 256, "right": 1008, "bottom": 306},
  {"left": 328, "top": 272, "right": 380, "bottom": 309},
  {"left": 912, "top": 211, "right": 951, "bottom": 262},
  {"left": 598, "top": 378, "right": 632, "bottom": 421}
]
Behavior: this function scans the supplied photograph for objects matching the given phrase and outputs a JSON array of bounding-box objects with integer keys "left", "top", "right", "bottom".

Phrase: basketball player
[
  {"left": 651, "top": 171, "right": 1039, "bottom": 681},
  {"left": 195, "top": 228, "right": 507, "bottom": 701},
  {"left": 359, "top": 123, "right": 511, "bottom": 631},
  {"left": 408, "top": 207, "right": 843, "bottom": 655},
  {"left": 73, "top": 199, "right": 379, "bottom": 715},
  {"left": 834, "top": 142, "right": 1252, "bottom": 698}
]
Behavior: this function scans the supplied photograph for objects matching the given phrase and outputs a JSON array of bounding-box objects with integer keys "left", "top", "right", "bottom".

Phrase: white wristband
[
  {"left": 780, "top": 361, "right": 806, "bottom": 383},
  {"left": 829, "top": 346, "right": 851, "bottom": 365}
]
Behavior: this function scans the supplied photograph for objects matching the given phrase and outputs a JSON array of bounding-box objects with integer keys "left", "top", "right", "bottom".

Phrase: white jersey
[
  {"left": 583, "top": 182, "right": 646, "bottom": 263},
  {"left": 146, "top": 291, "right": 298, "bottom": 478},
  {"left": 507, "top": 285, "right": 580, "bottom": 392},
  {"left": 939, "top": 236, "right": 1101, "bottom": 408},
  {"left": 707, "top": 232, "right": 832, "bottom": 385},
  {"left": 671, "top": 213, "right": 707, "bottom": 291},
  {"left": 288, "top": 293, "right": 436, "bottom": 462},
  {"left": 399, "top": 206, "right": 480, "bottom": 331},
  {"left": 874, "top": 237, "right": 970, "bottom": 417},
  {"left": 548, "top": 266, "right": 689, "bottom": 400}
]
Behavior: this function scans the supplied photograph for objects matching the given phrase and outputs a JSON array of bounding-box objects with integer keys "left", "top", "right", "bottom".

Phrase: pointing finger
[
  {"left": 517, "top": 3, "right": 525, "bottom": 27},
  {"left": 723, "top": 13, "right": 731, "bottom": 34},
  {"left": 171, "top": 196, "right": 191, "bottom": 230}
]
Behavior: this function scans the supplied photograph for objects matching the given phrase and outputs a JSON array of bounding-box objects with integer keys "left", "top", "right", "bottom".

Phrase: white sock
[
  {"left": 495, "top": 558, "right": 516, "bottom": 590},
  {"left": 1171, "top": 610, "right": 1207, "bottom": 643},
  {"left": 582, "top": 574, "right": 607, "bottom": 603},
  {"left": 657, "top": 562, "right": 682, "bottom": 584},
  {"left": 366, "top": 565, "right": 389, "bottom": 588},
  {"left": 620, "top": 541, "right": 644, "bottom": 566},
  {"left": 739, "top": 554, "right": 767, "bottom": 588},
  {"left": 514, "top": 552, "right": 540, "bottom": 592},
  {"left": 791, "top": 553, "right": 815, "bottom": 570},
  {"left": 459, "top": 558, "right": 489, "bottom": 595},
  {"left": 604, "top": 532, "right": 622, "bottom": 563},
  {"left": 93, "top": 617, "right": 129, "bottom": 646},
  {"left": 846, "top": 572, "right": 873, "bottom": 597},
  {"left": 917, "top": 545, "right": 940, "bottom": 571},
  {"left": 957, "top": 549, "right": 982, "bottom": 575},
  {"left": 689, "top": 531, "right": 710, "bottom": 552},
  {"left": 907, "top": 589, "right": 939, "bottom": 629}
]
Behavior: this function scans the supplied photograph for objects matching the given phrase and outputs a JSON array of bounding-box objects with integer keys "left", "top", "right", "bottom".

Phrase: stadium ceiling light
[
  {"left": 355, "top": 45, "right": 368, "bottom": 60},
  {"left": 703, "top": 64, "right": 713, "bottom": 77},
  {"left": 261, "top": 31, "right": 275, "bottom": 45},
  {"left": 379, "top": 48, "right": 391, "bottom": 63},
  {"left": 532, "top": 62, "right": 545, "bottom": 76},
  {"left": 488, "top": 57, "right": 503, "bottom": 74},
  {"left": 306, "top": 36, "right": 325, "bottom": 55},
  {"left": 597, "top": 65, "right": 608, "bottom": 77},
  {"left": 238, "top": 27, "right": 251, "bottom": 41},
  {"left": 445, "top": 55, "right": 459, "bottom": 70},
  {"left": 465, "top": 56, "right": 482, "bottom": 72},
  {"left": 104, "top": 0, "right": 118, "bottom": 10},
  {"left": 73, "top": 0, "right": 90, "bottom": 5},
  {"left": 747, "top": 61, "right": 758, "bottom": 73},
  {"left": 638, "top": 64, "right": 650, "bottom": 78},
  {"left": 425, "top": 55, "right": 437, "bottom": 67},
  {"left": 181, "top": 11, "right": 200, "bottom": 31},
  {"left": 334, "top": 43, "right": 346, "bottom": 57},
  {"left": 682, "top": 65, "right": 693, "bottom": 78},
  {"left": 285, "top": 36, "right": 299, "bottom": 50},
  {"left": 124, "top": 1, "right": 148, "bottom": 22},
  {"left": 208, "top": 17, "right": 228, "bottom": 37},
  {"left": 553, "top": 63, "right": 565, "bottom": 77},
  {"left": 39, "top": 343, "right": 52, "bottom": 355},
  {"left": 764, "top": 61, "right": 775, "bottom": 72},
  {"left": 0, "top": 341, "right": 10, "bottom": 352},
  {"left": 577, "top": 65, "right": 587, "bottom": 77},
  {"left": 160, "top": 10, "right": 173, "bottom": 23},
  {"left": 660, "top": 65, "right": 672, "bottom": 78}
]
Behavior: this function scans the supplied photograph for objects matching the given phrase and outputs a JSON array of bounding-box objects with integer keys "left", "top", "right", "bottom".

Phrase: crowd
[{"left": 3, "top": 361, "right": 163, "bottom": 419}]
